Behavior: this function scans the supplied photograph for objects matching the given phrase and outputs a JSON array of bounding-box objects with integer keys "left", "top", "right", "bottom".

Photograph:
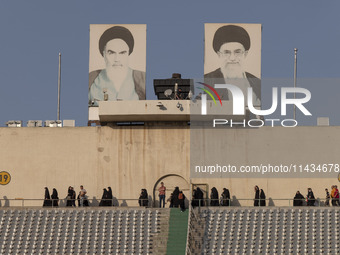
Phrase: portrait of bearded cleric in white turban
[
  {"left": 204, "top": 25, "right": 261, "bottom": 104},
  {"left": 89, "top": 26, "right": 145, "bottom": 106}
]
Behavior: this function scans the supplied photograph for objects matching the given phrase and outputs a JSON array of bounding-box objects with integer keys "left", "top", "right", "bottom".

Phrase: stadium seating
[
  {"left": 188, "top": 207, "right": 340, "bottom": 254},
  {"left": 0, "top": 208, "right": 169, "bottom": 254}
]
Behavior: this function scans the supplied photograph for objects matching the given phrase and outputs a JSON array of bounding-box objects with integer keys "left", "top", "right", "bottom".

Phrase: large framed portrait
[
  {"left": 89, "top": 24, "right": 147, "bottom": 106},
  {"left": 204, "top": 23, "right": 261, "bottom": 105}
]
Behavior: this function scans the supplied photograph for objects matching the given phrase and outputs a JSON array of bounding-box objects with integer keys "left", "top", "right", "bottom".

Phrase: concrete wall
[
  {"left": 0, "top": 124, "right": 190, "bottom": 206},
  {"left": 0, "top": 125, "right": 338, "bottom": 207}
]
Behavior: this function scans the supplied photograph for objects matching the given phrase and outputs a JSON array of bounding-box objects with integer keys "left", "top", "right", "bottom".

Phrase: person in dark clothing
[
  {"left": 254, "top": 185, "right": 260, "bottom": 206},
  {"left": 325, "top": 188, "right": 330, "bottom": 206},
  {"left": 70, "top": 187, "right": 76, "bottom": 207},
  {"left": 138, "top": 189, "right": 148, "bottom": 207},
  {"left": 192, "top": 188, "right": 198, "bottom": 207},
  {"left": 167, "top": 193, "right": 174, "bottom": 208},
  {"left": 172, "top": 187, "right": 180, "bottom": 208},
  {"left": 306, "top": 188, "right": 315, "bottom": 206},
  {"left": 43, "top": 187, "right": 52, "bottom": 207},
  {"left": 178, "top": 191, "right": 186, "bottom": 212},
  {"left": 220, "top": 188, "right": 230, "bottom": 206},
  {"left": 260, "top": 189, "right": 266, "bottom": 206},
  {"left": 196, "top": 187, "right": 205, "bottom": 206},
  {"left": 293, "top": 191, "right": 304, "bottom": 206},
  {"left": 77, "top": 194, "right": 81, "bottom": 207},
  {"left": 99, "top": 188, "right": 109, "bottom": 206},
  {"left": 143, "top": 189, "right": 148, "bottom": 206},
  {"left": 210, "top": 187, "right": 219, "bottom": 206},
  {"left": 192, "top": 187, "right": 205, "bottom": 207},
  {"left": 107, "top": 187, "right": 113, "bottom": 206},
  {"left": 51, "top": 188, "right": 59, "bottom": 207},
  {"left": 66, "top": 186, "right": 73, "bottom": 207}
]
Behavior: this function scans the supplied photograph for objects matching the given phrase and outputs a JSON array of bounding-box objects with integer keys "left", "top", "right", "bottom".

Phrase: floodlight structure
[
  {"left": 154, "top": 73, "right": 194, "bottom": 100},
  {"left": 5, "top": 120, "right": 23, "bottom": 127}
]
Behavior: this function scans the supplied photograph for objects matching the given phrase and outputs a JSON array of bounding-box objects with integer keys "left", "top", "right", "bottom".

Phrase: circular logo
[{"left": 0, "top": 171, "right": 11, "bottom": 185}]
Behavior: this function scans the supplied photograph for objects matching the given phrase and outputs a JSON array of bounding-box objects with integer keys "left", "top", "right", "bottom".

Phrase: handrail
[
  {"left": 185, "top": 205, "right": 192, "bottom": 255},
  {"left": 0, "top": 197, "right": 336, "bottom": 208},
  {"left": 0, "top": 198, "right": 150, "bottom": 208},
  {"left": 191, "top": 198, "right": 333, "bottom": 208}
]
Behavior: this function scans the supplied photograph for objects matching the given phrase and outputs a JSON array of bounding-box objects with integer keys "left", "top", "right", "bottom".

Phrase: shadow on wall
[
  {"left": 148, "top": 196, "right": 152, "bottom": 207},
  {"left": 59, "top": 199, "right": 66, "bottom": 207},
  {"left": 121, "top": 200, "right": 128, "bottom": 207},
  {"left": 268, "top": 198, "right": 275, "bottom": 206},
  {"left": 113, "top": 197, "right": 119, "bottom": 206},
  {"left": 0, "top": 196, "right": 10, "bottom": 207},
  {"left": 231, "top": 196, "right": 241, "bottom": 206},
  {"left": 91, "top": 197, "right": 99, "bottom": 206}
]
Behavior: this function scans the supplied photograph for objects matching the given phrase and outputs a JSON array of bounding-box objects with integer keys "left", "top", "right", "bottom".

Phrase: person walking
[
  {"left": 66, "top": 186, "right": 73, "bottom": 206},
  {"left": 79, "top": 185, "right": 87, "bottom": 207},
  {"left": 51, "top": 188, "right": 59, "bottom": 207},
  {"left": 254, "top": 186, "right": 260, "bottom": 206},
  {"left": 325, "top": 188, "right": 330, "bottom": 206},
  {"left": 306, "top": 188, "right": 315, "bottom": 206},
  {"left": 210, "top": 187, "right": 219, "bottom": 206},
  {"left": 178, "top": 191, "right": 186, "bottom": 212},
  {"left": 260, "top": 189, "right": 266, "bottom": 206},
  {"left": 334, "top": 185, "right": 340, "bottom": 206}
]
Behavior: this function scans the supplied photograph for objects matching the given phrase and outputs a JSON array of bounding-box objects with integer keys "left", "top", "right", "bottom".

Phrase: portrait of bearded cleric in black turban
[
  {"left": 204, "top": 24, "right": 261, "bottom": 105},
  {"left": 89, "top": 24, "right": 146, "bottom": 106}
]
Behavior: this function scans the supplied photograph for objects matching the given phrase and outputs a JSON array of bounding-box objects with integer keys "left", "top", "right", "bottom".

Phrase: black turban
[
  {"left": 99, "top": 26, "right": 134, "bottom": 56},
  {"left": 213, "top": 25, "right": 250, "bottom": 52}
]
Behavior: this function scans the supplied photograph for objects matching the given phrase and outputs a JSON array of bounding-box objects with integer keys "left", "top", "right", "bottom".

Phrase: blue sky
[{"left": 0, "top": 0, "right": 339, "bottom": 126}]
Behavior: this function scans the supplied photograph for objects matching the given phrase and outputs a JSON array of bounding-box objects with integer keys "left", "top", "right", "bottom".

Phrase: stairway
[
  {"left": 150, "top": 209, "right": 170, "bottom": 255},
  {"left": 166, "top": 208, "right": 189, "bottom": 255}
]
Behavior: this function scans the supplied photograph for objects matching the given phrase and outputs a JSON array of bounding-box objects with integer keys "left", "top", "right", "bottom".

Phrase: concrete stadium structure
[
  {"left": 0, "top": 101, "right": 339, "bottom": 206},
  {"left": 1, "top": 100, "right": 340, "bottom": 254}
]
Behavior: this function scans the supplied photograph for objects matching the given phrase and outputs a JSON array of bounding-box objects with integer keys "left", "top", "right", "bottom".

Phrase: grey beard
[{"left": 221, "top": 65, "right": 245, "bottom": 79}]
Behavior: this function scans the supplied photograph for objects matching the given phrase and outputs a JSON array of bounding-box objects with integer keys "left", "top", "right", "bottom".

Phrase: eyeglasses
[{"left": 218, "top": 49, "right": 245, "bottom": 58}]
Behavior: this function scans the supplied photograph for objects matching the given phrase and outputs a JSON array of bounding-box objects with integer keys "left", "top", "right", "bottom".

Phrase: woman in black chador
[
  {"left": 210, "top": 187, "right": 219, "bottom": 206},
  {"left": 221, "top": 188, "right": 230, "bottom": 206},
  {"left": 172, "top": 187, "right": 180, "bottom": 208},
  {"left": 107, "top": 187, "right": 113, "bottom": 206},
  {"left": 254, "top": 185, "right": 260, "bottom": 206},
  {"left": 306, "top": 188, "right": 315, "bottom": 206},
  {"left": 51, "top": 188, "right": 59, "bottom": 207},
  {"left": 293, "top": 191, "right": 304, "bottom": 206},
  {"left": 43, "top": 187, "right": 52, "bottom": 207},
  {"left": 99, "top": 188, "right": 109, "bottom": 206},
  {"left": 178, "top": 191, "right": 186, "bottom": 212},
  {"left": 66, "top": 186, "right": 73, "bottom": 206},
  {"left": 139, "top": 189, "right": 148, "bottom": 207},
  {"left": 260, "top": 189, "right": 266, "bottom": 206},
  {"left": 192, "top": 187, "right": 204, "bottom": 207}
]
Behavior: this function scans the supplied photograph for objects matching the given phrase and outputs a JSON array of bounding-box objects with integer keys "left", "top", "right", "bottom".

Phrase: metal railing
[
  {"left": 191, "top": 198, "right": 338, "bottom": 208},
  {"left": 0, "top": 198, "right": 150, "bottom": 208},
  {"left": 0, "top": 197, "right": 338, "bottom": 208}
]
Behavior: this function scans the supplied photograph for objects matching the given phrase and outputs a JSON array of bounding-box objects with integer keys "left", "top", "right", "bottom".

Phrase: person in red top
[
  {"left": 334, "top": 185, "right": 339, "bottom": 206},
  {"left": 158, "top": 182, "right": 166, "bottom": 208}
]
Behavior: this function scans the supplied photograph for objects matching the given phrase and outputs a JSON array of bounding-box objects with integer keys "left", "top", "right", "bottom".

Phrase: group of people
[
  {"left": 43, "top": 185, "right": 89, "bottom": 207},
  {"left": 43, "top": 187, "right": 59, "bottom": 207},
  {"left": 254, "top": 185, "right": 266, "bottom": 206},
  {"left": 293, "top": 186, "right": 340, "bottom": 206},
  {"left": 293, "top": 188, "right": 316, "bottom": 206},
  {"left": 198, "top": 187, "right": 231, "bottom": 207},
  {"left": 165, "top": 187, "right": 186, "bottom": 212},
  {"left": 44, "top": 184, "right": 340, "bottom": 208},
  {"left": 152, "top": 183, "right": 186, "bottom": 211}
]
